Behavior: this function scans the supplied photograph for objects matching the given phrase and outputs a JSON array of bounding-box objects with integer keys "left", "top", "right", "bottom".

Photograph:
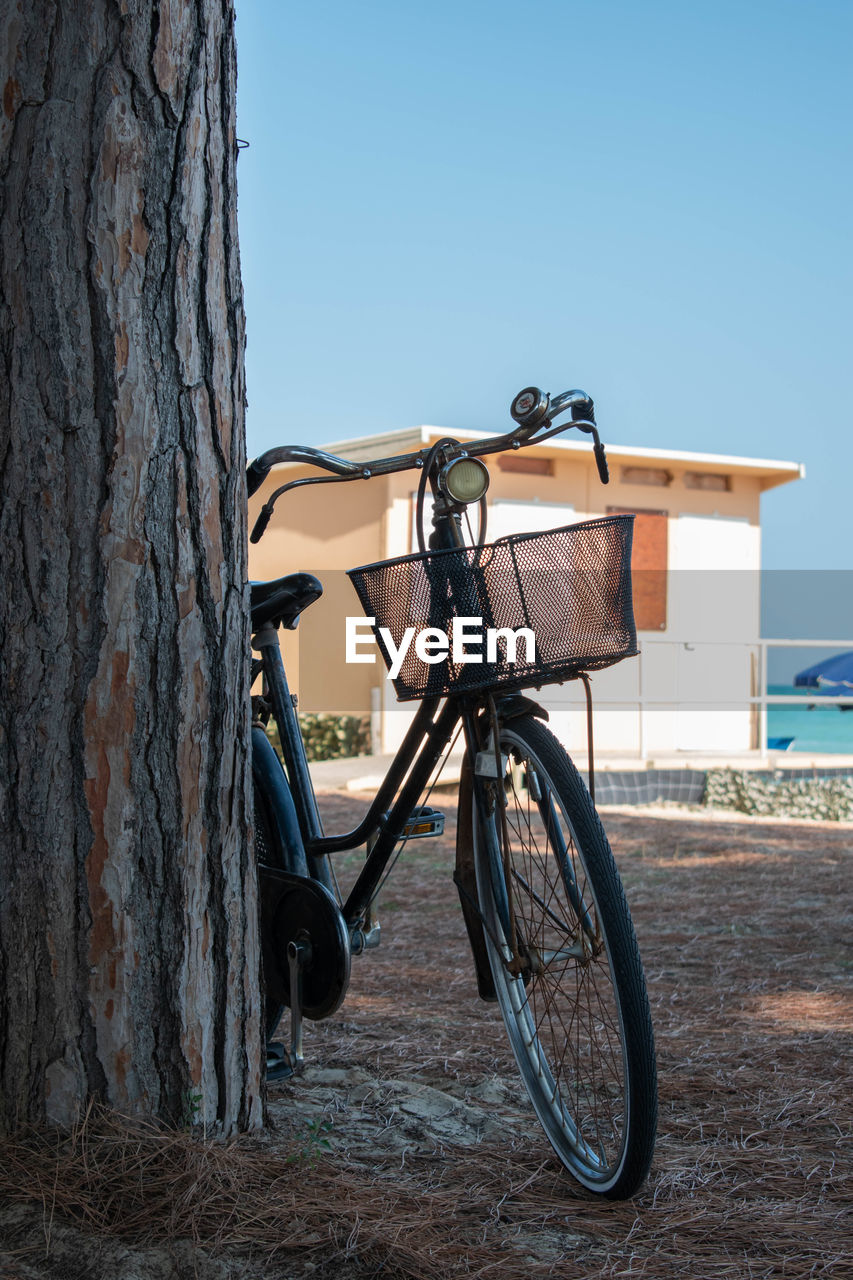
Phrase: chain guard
[{"left": 259, "top": 867, "right": 351, "bottom": 1020}]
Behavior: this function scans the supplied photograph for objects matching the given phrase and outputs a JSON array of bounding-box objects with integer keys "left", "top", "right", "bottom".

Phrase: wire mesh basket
[{"left": 347, "top": 514, "right": 638, "bottom": 701}]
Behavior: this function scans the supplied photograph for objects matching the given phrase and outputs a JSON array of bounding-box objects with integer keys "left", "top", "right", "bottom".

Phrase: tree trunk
[{"left": 0, "top": 0, "right": 262, "bottom": 1131}]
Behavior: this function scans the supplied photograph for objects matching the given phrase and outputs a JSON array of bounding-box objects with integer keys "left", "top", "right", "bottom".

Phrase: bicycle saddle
[{"left": 250, "top": 572, "right": 323, "bottom": 631}]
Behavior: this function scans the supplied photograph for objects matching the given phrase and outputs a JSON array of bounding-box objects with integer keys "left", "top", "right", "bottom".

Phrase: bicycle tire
[
  {"left": 251, "top": 726, "right": 307, "bottom": 1039},
  {"left": 471, "top": 714, "right": 657, "bottom": 1198}
]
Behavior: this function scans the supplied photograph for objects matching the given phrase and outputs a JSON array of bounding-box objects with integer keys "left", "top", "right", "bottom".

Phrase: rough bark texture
[{"left": 0, "top": 0, "right": 262, "bottom": 1132}]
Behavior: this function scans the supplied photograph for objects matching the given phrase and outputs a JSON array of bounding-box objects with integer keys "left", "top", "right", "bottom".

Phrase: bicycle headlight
[{"left": 438, "top": 456, "right": 490, "bottom": 505}]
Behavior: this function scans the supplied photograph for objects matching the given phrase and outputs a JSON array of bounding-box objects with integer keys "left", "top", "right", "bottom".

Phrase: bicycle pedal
[
  {"left": 266, "top": 1041, "right": 295, "bottom": 1082},
  {"left": 402, "top": 805, "right": 445, "bottom": 839}
]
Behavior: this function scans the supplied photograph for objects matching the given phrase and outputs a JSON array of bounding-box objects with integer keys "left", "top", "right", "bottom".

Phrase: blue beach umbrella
[{"left": 793, "top": 651, "right": 853, "bottom": 707}]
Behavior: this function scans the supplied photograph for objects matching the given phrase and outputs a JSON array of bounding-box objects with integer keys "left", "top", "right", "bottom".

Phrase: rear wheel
[
  {"left": 472, "top": 715, "right": 657, "bottom": 1198},
  {"left": 252, "top": 726, "right": 306, "bottom": 1040}
]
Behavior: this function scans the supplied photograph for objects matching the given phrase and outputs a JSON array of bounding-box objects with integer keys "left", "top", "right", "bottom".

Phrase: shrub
[
  {"left": 703, "top": 768, "right": 853, "bottom": 821},
  {"left": 264, "top": 714, "right": 371, "bottom": 763}
]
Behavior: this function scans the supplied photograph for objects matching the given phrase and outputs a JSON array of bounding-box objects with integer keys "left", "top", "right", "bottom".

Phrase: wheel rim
[{"left": 474, "top": 732, "right": 631, "bottom": 1187}]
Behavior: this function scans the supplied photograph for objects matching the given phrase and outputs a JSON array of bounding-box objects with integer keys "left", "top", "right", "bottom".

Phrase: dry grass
[
  {"left": 0, "top": 1102, "right": 550, "bottom": 1278},
  {"left": 1, "top": 796, "right": 851, "bottom": 1278}
]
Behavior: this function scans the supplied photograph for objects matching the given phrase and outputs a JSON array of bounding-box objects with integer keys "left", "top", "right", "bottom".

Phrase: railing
[
  {"left": 630, "top": 637, "right": 853, "bottom": 760},
  {"left": 755, "top": 639, "right": 853, "bottom": 760}
]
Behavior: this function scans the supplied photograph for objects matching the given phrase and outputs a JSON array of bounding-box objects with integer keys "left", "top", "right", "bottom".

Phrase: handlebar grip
[
  {"left": 246, "top": 458, "right": 271, "bottom": 498},
  {"left": 593, "top": 441, "right": 609, "bottom": 485},
  {"left": 250, "top": 505, "right": 273, "bottom": 543}
]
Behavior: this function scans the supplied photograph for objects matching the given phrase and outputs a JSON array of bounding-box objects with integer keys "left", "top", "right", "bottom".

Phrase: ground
[{"left": 1, "top": 794, "right": 851, "bottom": 1279}]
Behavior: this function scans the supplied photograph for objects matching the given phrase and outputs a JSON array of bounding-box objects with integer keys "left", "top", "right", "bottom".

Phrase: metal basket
[{"left": 347, "top": 514, "right": 638, "bottom": 702}]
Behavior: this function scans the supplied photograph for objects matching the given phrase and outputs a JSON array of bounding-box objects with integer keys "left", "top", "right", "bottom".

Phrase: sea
[{"left": 767, "top": 684, "right": 853, "bottom": 755}]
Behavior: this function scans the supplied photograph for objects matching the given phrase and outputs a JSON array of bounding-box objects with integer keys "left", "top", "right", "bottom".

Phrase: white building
[{"left": 248, "top": 427, "right": 803, "bottom": 759}]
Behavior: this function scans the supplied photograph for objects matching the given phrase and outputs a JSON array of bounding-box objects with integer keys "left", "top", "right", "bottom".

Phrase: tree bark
[{"left": 0, "top": 0, "right": 262, "bottom": 1131}]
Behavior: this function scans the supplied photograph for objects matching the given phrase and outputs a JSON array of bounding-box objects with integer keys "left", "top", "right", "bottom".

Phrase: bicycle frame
[{"left": 251, "top": 424, "right": 596, "bottom": 953}]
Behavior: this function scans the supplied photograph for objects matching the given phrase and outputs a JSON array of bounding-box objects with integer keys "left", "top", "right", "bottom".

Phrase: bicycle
[{"left": 245, "top": 385, "right": 657, "bottom": 1199}]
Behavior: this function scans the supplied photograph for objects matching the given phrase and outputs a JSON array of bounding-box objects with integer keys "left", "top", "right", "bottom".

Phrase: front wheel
[{"left": 472, "top": 716, "right": 657, "bottom": 1198}]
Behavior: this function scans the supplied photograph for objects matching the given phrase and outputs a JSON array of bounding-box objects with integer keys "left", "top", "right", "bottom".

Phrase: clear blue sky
[{"left": 234, "top": 0, "right": 851, "bottom": 576}]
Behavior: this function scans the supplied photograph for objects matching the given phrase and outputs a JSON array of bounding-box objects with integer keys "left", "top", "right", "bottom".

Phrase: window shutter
[{"left": 608, "top": 507, "right": 668, "bottom": 631}]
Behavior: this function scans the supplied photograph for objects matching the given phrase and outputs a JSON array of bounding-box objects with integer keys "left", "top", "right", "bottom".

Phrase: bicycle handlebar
[
  {"left": 247, "top": 385, "right": 608, "bottom": 540},
  {"left": 247, "top": 444, "right": 364, "bottom": 497}
]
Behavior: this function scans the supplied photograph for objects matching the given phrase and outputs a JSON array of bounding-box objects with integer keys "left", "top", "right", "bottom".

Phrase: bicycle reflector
[
  {"left": 401, "top": 806, "right": 445, "bottom": 839},
  {"left": 438, "top": 456, "right": 490, "bottom": 505}
]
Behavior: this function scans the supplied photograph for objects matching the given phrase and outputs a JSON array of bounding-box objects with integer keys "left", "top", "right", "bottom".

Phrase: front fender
[{"left": 454, "top": 755, "right": 497, "bottom": 1002}]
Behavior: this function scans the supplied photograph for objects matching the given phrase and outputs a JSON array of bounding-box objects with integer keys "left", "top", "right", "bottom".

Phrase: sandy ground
[{"left": 1, "top": 794, "right": 851, "bottom": 1278}]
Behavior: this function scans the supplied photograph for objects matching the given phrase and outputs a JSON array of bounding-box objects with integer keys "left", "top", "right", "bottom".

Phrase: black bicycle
[{"left": 246, "top": 386, "right": 657, "bottom": 1199}]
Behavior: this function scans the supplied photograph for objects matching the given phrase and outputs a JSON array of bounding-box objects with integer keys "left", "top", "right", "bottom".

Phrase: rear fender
[{"left": 251, "top": 725, "right": 308, "bottom": 876}]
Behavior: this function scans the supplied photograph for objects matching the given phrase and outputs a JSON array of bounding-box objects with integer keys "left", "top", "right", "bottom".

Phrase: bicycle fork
[{"left": 464, "top": 709, "right": 602, "bottom": 981}]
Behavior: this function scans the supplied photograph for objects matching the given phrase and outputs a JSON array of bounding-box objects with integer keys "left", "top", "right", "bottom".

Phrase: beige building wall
[
  {"left": 248, "top": 428, "right": 801, "bottom": 757},
  {"left": 249, "top": 467, "right": 388, "bottom": 715}
]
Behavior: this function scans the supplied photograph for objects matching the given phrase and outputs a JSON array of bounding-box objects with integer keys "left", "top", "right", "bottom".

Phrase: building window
[
  {"left": 608, "top": 507, "right": 668, "bottom": 631},
  {"left": 620, "top": 465, "right": 672, "bottom": 487},
  {"left": 497, "top": 454, "right": 554, "bottom": 476},
  {"left": 684, "top": 471, "right": 731, "bottom": 492}
]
